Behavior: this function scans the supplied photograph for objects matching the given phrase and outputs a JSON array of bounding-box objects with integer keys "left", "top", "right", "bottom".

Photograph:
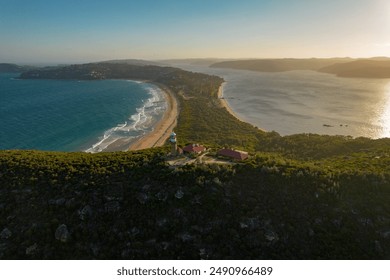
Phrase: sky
[{"left": 0, "top": 0, "right": 389, "bottom": 64}]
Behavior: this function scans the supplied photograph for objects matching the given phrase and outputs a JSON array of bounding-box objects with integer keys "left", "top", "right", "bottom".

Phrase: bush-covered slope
[{"left": 0, "top": 149, "right": 389, "bottom": 259}]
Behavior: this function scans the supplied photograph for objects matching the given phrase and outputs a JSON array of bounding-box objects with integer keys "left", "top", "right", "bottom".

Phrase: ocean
[
  {"left": 0, "top": 73, "right": 166, "bottom": 152},
  {"left": 170, "top": 63, "right": 390, "bottom": 139}
]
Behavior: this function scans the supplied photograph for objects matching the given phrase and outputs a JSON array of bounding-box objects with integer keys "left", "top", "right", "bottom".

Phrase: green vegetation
[
  {"left": 0, "top": 62, "right": 389, "bottom": 259},
  {"left": 0, "top": 148, "right": 389, "bottom": 259}
]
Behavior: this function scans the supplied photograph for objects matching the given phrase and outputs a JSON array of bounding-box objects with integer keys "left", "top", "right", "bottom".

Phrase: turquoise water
[{"left": 0, "top": 73, "right": 166, "bottom": 151}]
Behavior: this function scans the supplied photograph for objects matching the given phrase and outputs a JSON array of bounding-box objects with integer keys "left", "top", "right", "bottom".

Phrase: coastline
[
  {"left": 218, "top": 82, "right": 266, "bottom": 132},
  {"left": 102, "top": 80, "right": 262, "bottom": 152},
  {"left": 127, "top": 83, "right": 178, "bottom": 150}
]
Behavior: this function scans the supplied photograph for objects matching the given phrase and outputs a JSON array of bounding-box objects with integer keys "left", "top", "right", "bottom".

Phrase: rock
[
  {"left": 0, "top": 228, "right": 12, "bottom": 239},
  {"left": 145, "top": 239, "right": 157, "bottom": 247},
  {"left": 265, "top": 230, "right": 279, "bottom": 242},
  {"left": 155, "top": 191, "right": 168, "bottom": 202},
  {"left": 130, "top": 227, "right": 140, "bottom": 237},
  {"left": 156, "top": 218, "right": 168, "bottom": 227},
  {"left": 79, "top": 205, "right": 93, "bottom": 221},
  {"left": 26, "top": 243, "right": 38, "bottom": 256},
  {"left": 160, "top": 242, "right": 169, "bottom": 250},
  {"left": 55, "top": 224, "right": 70, "bottom": 242},
  {"left": 55, "top": 198, "right": 66, "bottom": 206},
  {"left": 199, "top": 248, "right": 208, "bottom": 259},
  {"left": 136, "top": 193, "right": 148, "bottom": 204},
  {"left": 179, "top": 233, "right": 194, "bottom": 242},
  {"left": 48, "top": 198, "right": 66, "bottom": 206},
  {"left": 240, "top": 222, "right": 249, "bottom": 229},
  {"left": 175, "top": 188, "right": 184, "bottom": 199}
]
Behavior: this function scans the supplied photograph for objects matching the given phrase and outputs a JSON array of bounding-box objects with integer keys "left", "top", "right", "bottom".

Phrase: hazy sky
[{"left": 0, "top": 0, "right": 389, "bottom": 63}]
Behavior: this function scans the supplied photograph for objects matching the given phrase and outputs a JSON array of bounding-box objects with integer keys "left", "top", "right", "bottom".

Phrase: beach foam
[{"left": 85, "top": 83, "right": 167, "bottom": 153}]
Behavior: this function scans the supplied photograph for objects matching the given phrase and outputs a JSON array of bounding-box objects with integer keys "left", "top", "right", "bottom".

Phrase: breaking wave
[{"left": 85, "top": 83, "right": 166, "bottom": 153}]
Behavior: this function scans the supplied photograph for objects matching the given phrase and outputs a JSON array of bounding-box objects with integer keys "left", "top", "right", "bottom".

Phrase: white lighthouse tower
[{"left": 169, "top": 131, "right": 177, "bottom": 156}]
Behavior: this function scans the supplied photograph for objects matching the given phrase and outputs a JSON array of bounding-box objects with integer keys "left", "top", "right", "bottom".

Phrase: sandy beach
[
  {"left": 217, "top": 82, "right": 241, "bottom": 120},
  {"left": 218, "top": 83, "right": 266, "bottom": 132},
  {"left": 109, "top": 81, "right": 258, "bottom": 152},
  {"left": 127, "top": 84, "right": 178, "bottom": 150}
]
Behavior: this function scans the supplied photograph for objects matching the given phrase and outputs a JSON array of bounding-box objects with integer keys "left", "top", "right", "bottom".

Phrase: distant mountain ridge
[
  {"left": 210, "top": 58, "right": 390, "bottom": 78},
  {"left": 98, "top": 59, "right": 166, "bottom": 66},
  {"left": 0, "top": 63, "right": 35, "bottom": 73},
  {"left": 210, "top": 58, "right": 353, "bottom": 72},
  {"left": 318, "top": 60, "right": 390, "bottom": 78}
]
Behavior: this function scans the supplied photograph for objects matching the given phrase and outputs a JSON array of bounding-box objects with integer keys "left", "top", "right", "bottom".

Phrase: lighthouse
[{"left": 169, "top": 131, "right": 177, "bottom": 156}]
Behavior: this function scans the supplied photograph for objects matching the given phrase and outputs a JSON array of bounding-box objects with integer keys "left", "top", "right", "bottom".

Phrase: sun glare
[{"left": 379, "top": 82, "right": 390, "bottom": 138}]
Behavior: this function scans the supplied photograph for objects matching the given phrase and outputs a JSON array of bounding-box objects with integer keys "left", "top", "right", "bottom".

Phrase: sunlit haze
[{"left": 0, "top": 0, "right": 389, "bottom": 64}]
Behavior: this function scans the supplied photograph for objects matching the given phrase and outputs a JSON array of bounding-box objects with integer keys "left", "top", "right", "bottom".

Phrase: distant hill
[
  {"left": 99, "top": 59, "right": 166, "bottom": 66},
  {"left": 318, "top": 60, "right": 390, "bottom": 78},
  {"left": 210, "top": 58, "right": 390, "bottom": 78},
  {"left": 19, "top": 63, "right": 179, "bottom": 80},
  {"left": 160, "top": 58, "right": 227, "bottom": 66},
  {"left": 0, "top": 63, "right": 35, "bottom": 73},
  {"left": 210, "top": 58, "right": 353, "bottom": 72}
]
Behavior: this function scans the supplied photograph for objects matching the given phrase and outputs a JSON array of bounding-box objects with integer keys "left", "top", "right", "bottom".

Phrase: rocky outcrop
[
  {"left": 0, "top": 228, "right": 12, "bottom": 239},
  {"left": 55, "top": 224, "right": 70, "bottom": 243}
]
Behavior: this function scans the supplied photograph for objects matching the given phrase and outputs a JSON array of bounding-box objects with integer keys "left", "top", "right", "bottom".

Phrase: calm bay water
[
  {"left": 0, "top": 73, "right": 166, "bottom": 151},
  {"left": 172, "top": 63, "right": 390, "bottom": 139}
]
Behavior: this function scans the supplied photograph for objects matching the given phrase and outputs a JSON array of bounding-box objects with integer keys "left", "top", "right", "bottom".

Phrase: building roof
[
  {"left": 183, "top": 144, "right": 206, "bottom": 153},
  {"left": 217, "top": 149, "right": 248, "bottom": 160}
]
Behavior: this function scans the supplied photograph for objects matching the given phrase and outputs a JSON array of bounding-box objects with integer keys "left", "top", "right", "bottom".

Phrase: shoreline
[
  {"left": 102, "top": 80, "right": 262, "bottom": 152},
  {"left": 127, "top": 83, "right": 178, "bottom": 151},
  {"left": 218, "top": 82, "right": 266, "bottom": 132}
]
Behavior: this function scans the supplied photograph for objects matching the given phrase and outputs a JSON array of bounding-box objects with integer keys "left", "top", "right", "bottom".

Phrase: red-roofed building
[
  {"left": 217, "top": 149, "right": 248, "bottom": 161},
  {"left": 183, "top": 144, "right": 206, "bottom": 154}
]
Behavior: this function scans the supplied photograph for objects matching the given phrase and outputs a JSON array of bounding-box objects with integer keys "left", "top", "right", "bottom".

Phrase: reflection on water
[
  {"left": 170, "top": 62, "right": 390, "bottom": 139},
  {"left": 378, "top": 82, "right": 390, "bottom": 138}
]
